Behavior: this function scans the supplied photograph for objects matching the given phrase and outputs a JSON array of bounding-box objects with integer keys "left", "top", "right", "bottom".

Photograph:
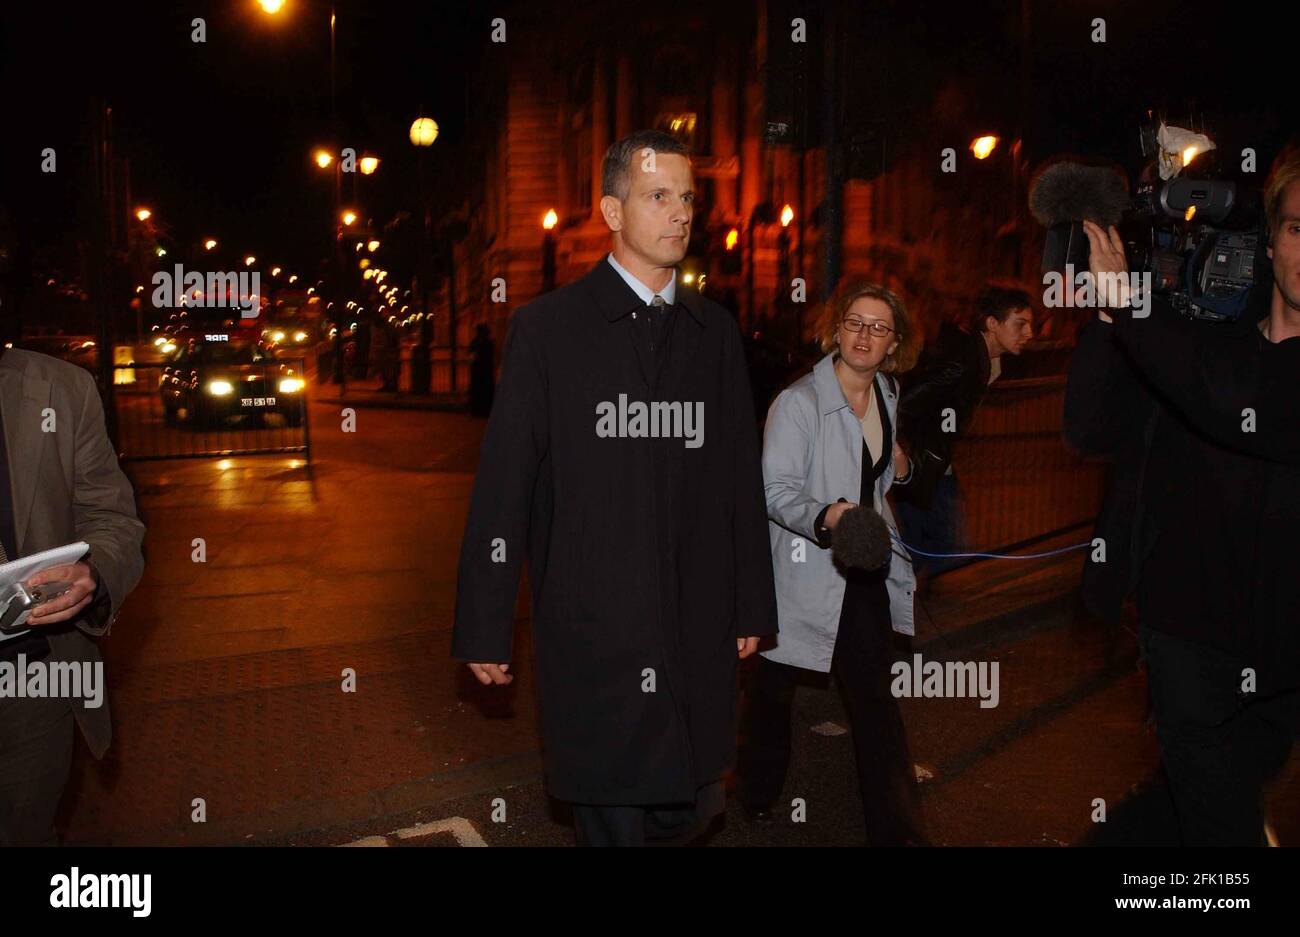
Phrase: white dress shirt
[{"left": 606, "top": 252, "right": 677, "bottom": 306}]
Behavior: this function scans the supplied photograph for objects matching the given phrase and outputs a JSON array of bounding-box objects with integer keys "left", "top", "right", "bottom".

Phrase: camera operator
[{"left": 1064, "top": 150, "right": 1300, "bottom": 846}]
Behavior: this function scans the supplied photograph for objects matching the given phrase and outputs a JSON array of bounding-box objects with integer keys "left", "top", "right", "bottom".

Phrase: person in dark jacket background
[
  {"left": 468, "top": 324, "right": 494, "bottom": 417},
  {"left": 895, "top": 286, "right": 1034, "bottom": 574},
  {"left": 452, "top": 130, "right": 777, "bottom": 846},
  {"left": 1064, "top": 147, "right": 1300, "bottom": 846}
]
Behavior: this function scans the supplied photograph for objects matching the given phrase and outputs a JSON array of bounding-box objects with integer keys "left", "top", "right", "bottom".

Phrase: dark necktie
[{"left": 647, "top": 294, "right": 667, "bottom": 352}]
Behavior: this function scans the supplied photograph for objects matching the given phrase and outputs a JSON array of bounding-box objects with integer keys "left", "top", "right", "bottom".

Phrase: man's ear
[{"left": 599, "top": 194, "right": 622, "bottom": 232}]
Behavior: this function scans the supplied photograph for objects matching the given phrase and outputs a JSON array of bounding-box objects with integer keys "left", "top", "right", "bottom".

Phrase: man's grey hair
[{"left": 601, "top": 130, "right": 691, "bottom": 201}]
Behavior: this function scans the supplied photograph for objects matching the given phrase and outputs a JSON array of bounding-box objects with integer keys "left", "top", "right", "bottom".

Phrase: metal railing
[{"left": 945, "top": 375, "right": 1104, "bottom": 557}]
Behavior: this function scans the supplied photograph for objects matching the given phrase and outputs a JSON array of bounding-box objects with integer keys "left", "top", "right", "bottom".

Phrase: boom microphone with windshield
[{"left": 1028, "top": 159, "right": 1130, "bottom": 276}]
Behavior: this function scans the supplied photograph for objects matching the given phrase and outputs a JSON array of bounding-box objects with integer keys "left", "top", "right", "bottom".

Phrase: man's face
[
  {"left": 600, "top": 151, "right": 693, "bottom": 267},
  {"left": 1267, "top": 181, "right": 1300, "bottom": 313},
  {"left": 986, "top": 307, "right": 1034, "bottom": 356}
]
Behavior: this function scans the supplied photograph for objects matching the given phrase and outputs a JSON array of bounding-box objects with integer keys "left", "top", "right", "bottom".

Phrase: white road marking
[
  {"left": 338, "top": 816, "right": 487, "bottom": 847},
  {"left": 393, "top": 817, "right": 488, "bottom": 847}
]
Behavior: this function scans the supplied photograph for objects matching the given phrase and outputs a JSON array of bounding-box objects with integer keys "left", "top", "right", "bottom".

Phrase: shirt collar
[{"left": 606, "top": 252, "right": 676, "bottom": 306}]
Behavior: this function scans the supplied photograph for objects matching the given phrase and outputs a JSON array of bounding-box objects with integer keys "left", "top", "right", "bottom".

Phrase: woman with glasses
[{"left": 738, "top": 278, "right": 927, "bottom": 845}]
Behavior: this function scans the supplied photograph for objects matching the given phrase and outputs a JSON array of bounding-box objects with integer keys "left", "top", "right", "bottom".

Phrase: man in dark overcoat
[{"left": 453, "top": 129, "right": 777, "bottom": 846}]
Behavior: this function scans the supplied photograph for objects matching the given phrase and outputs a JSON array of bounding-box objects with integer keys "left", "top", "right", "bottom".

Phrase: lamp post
[
  {"left": 541, "top": 209, "right": 558, "bottom": 293},
  {"left": 409, "top": 116, "right": 439, "bottom": 394}
]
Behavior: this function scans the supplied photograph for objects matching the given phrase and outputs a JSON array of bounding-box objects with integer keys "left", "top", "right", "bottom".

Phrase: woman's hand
[
  {"left": 892, "top": 441, "right": 911, "bottom": 480},
  {"left": 824, "top": 501, "right": 857, "bottom": 530}
]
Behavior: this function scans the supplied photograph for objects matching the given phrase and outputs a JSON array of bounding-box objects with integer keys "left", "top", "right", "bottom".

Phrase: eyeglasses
[{"left": 841, "top": 318, "right": 895, "bottom": 336}]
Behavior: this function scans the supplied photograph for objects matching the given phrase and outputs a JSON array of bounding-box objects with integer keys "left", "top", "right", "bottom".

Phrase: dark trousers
[
  {"left": 571, "top": 780, "right": 725, "bottom": 847},
  {"left": 1139, "top": 624, "right": 1300, "bottom": 846},
  {"left": 0, "top": 692, "right": 74, "bottom": 846},
  {"left": 894, "top": 473, "right": 962, "bottom": 577},
  {"left": 738, "top": 589, "right": 926, "bottom": 845}
]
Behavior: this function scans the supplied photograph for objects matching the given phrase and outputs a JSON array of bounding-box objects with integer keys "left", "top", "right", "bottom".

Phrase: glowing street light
[
  {"left": 341, "top": 210, "right": 357, "bottom": 227},
  {"left": 409, "top": 117, "right": 439, "bottom": 147},
  {"left": 358, "top": 155, "right": 380, "bottom": 175},
  {"left": 245, "top": 255, "right": 257, "bottom": 267},
  {"left": 725, "top": 228, "right": 739, "bottom": 250},
  {"left": 135, "top": 207, "right": 152, "bottom": 222},
  {"left": 780, "top": 204, "right": 794, "bottom": 227},
  {"left": 971, "top": 135, "right": 999, "bottom": 160},
  {"left": 542, "top": 209, "right": 558, "bottom": 231},
  {"left": 258, "top": 0, "right": 284, "bottom": 14},
  {"left": 314, "top": 150, "right": 334, "bottom": 169},
  {"left": 367, "top": 239, "right": 380, "bottom": 252},
  {"left": 204, "top": 238, "right": 218, "bottom": 251}
]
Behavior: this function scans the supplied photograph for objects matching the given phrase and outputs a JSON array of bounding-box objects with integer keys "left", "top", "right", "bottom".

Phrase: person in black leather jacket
[{"left": 895, "top": 286, "right": 1034, "bottom": 574}]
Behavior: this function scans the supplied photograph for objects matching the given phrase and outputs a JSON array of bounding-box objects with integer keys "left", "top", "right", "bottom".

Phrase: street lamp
[
  {"left": 358, "top": 155, "right": 380, "bottom": 175},
  {"left": 135, "top": 207, "right": 152, "bottom": 222},
  {"left": 341, "top": 210, "right": 357, "bottom": 227},
  {"left": 409, "top": 115, "right": 439, "bottom": 394},
  {"left": 245, "top": 255, "right": 257, "bottom": 267},
  {"left": 542, "top": 209, "right": 558, "bottom": 293},
  {"left": 314, "top": 149, "right": 334, "bottom": 169},
  {"left": 204, "top": 238, "right": 218, "bottom": 251},
  {"left": 409, "top": 117, "right": 439, "bottom": 147},
  {"left": 971, "top": 135, "right": 999, "bottom": 160},
  {"left": 258, "top": 0, "right": 285, "bottom": 14}
]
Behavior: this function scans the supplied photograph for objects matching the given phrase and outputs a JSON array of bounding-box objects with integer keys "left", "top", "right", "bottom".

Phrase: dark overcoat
[{"left": 453, "top": 257, "right": 778, "bottom": 805}]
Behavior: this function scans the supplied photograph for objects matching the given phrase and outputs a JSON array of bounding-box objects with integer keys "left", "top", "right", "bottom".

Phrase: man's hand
[
  {"left": 467, "top": 662, "right": 513, "bottom": 685},
  {"left": 25, "top": 562, "right": 99, "bottom": 626},
  {"left": 737, "top": 636, "right": 760, "bottom": 659},
  {"left": 1081, "top": 219, "right": 1128, "bottom": 321}
]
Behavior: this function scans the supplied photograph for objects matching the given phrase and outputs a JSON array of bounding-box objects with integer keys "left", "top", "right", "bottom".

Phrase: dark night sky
[
  {"left": 2, "top": 1, "right": 483, "bottom": 276},
  {"left": 2, "top": 0, "right": 1295, "bottom": 283}
]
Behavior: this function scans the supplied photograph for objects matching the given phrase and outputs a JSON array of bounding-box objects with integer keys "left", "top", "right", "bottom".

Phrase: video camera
[{"left": 1031, "top": 117, "right": 1263, "bottom": 322}]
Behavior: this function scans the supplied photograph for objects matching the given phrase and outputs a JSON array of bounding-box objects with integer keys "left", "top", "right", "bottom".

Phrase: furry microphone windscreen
[
  {"left": 831, "top": 505, "right": 893, "bottom": 572},
  {"left": 1028, "top": 160, "right": 1130, "bottom": 228}
]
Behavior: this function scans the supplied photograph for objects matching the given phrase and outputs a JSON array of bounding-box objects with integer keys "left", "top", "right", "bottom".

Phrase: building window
[{"left": 655, "top": 112, "right": 698, "bottom": 150}]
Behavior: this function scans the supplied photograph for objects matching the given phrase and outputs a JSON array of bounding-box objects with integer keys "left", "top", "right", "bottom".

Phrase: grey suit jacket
[{"left": 0, "top": 349, "right": 146, "bottom": 758}]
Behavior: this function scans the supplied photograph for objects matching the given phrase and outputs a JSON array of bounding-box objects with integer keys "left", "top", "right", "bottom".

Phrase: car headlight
[
  {"left": 293, "top": 331, "right": 308, "bottom": 343},
  {"left": 207, "top": 380, "right": 234, "bottom": 396},
  {"left": 278, "top": 378, "right": 305, "bottom": 393},
  {"left": 271, "top": 330, "right": 286, "bottom": 342},
  {"left": 161, "top": 342, "right": 177, "bottom": 354}
]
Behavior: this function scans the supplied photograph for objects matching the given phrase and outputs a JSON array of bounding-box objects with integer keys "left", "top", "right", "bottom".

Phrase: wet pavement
[{"left": 56, "top": 391, "right": 1300, "bottom": 846}]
